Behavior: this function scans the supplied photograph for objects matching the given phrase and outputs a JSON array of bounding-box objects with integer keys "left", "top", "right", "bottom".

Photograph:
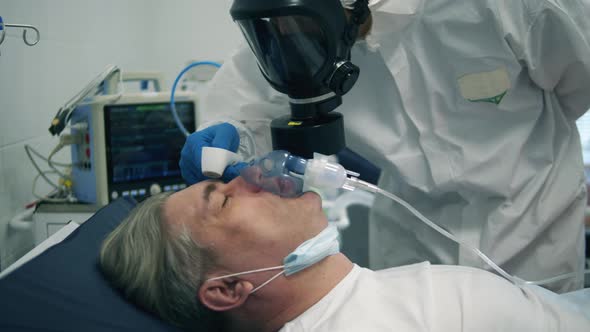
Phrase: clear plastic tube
[
  {"left": 347, "top": 178, "right": 520, "bottom": 284},
  {"left": 346, "top": 177, "right": 590, "bottom": 287},
  {"left": 522, "top": 270, "right": 590, "bottom": 286}
]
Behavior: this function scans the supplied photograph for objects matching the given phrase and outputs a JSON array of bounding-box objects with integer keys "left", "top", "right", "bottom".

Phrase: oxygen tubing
[{"left": 347, "top": 177, "right": 590, "bottom": 287}]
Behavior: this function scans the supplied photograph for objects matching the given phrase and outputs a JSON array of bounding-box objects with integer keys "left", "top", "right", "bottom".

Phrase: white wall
[
  {"left": 0, "top": 0, "right": 242, "bottom": 269},
  {"left": 149, "top": 0, "right": 242, "bottom": 89}
]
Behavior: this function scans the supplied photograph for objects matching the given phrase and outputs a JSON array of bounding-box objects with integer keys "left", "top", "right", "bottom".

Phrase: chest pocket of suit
[
  {"left": 457, "top": 67, "right": 511, "bottom": 105},
  {"left": 451, "top": 56, "right": 541, "bottom": 116}
]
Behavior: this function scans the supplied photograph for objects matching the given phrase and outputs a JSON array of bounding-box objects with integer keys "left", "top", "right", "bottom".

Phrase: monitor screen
[{"left": 104, "top": 102, "right": 195, "bottom": 184}]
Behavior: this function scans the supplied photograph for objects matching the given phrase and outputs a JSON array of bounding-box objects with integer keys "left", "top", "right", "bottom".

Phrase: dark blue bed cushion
[{"left": 0, "top": 198, "right": 180, "bottom": 331}]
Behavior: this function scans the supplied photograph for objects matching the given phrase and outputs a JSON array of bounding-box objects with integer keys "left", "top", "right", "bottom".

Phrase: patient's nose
[{"left": 224, "top": 176, "right": 262, "bottom": 195}]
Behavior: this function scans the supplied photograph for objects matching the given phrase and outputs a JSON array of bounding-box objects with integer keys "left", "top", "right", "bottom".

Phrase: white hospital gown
[{"left": 279, "top": 263, "right": 590, "bottom": 331}]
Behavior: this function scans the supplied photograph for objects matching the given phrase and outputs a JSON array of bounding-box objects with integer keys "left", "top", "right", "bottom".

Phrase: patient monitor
[{"left": 69, "top": 92, "right": 197, "bottom": 205}]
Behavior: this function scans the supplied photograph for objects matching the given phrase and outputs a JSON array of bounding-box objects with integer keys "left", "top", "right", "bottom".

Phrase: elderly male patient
[{"left": 100, "top": 177, "right": 590, "bottom": 332}]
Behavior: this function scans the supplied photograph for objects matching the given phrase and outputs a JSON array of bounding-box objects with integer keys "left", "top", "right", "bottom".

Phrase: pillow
[{"left": 0, "top": 198, "right": 180, "bottom": 331}]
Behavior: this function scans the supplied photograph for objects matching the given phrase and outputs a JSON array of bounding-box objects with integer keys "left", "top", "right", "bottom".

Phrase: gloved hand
[{"left": 180, "top": 123, "right": 248, "bottom": 185}]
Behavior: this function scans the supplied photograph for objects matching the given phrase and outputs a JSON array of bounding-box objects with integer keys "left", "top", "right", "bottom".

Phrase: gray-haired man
[{"left": 100, "top": 177, "right": 590, "bottom": 332}]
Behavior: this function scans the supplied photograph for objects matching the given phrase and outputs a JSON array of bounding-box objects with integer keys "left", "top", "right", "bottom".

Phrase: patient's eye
[{"left": 222, "top": 196, "right": 229, "bottom": 208}]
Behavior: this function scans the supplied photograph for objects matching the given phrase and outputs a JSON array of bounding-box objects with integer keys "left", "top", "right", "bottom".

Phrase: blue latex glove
[{"left": 180, "top": 123, "right": 248, "bottom": 185}]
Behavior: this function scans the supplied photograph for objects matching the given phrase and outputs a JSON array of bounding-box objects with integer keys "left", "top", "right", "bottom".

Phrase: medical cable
[
  {"left": 47, "top": 144, "right": 69, "bottom": 179},
  {"left": 170, "top": 61, "right": 222, "bottom": 137},
  {"left": 49, "top": 65, "right": 121, "bottom": 136},
  {"left": 31, "top": 171, "right": 73, "bottom": 203},
  {"left": 47, "top": 133, "right": 82, "bottom": 179},
  {"left": 25, "top": 144, "right": 60, "bottom": 190},
  {"left": 302, "top": 157, "right": 590, "bottom": 286},
  {"left": 25, "top": 144, "right": 71, "bottom": 167},
  {"left": 31, "top": 171, "right": 59, "bottom": 198},
  {"left": 25, "top": 139, "right": 77, "bottom": 201}
]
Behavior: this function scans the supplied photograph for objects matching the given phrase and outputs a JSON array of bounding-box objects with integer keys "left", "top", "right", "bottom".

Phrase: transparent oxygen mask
[{"left": 239, "top": 150, "right": 360, "bottom": 198}]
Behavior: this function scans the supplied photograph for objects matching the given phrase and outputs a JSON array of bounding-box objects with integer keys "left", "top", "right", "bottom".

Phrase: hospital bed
[
  {"left": 0, "top": 147, "right": 380, "bottom": 331},
  {"left": 0, "top": 198, "right": 181, "bottom": 331}
]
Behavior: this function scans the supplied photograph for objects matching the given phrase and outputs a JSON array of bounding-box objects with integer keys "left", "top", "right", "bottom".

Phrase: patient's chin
[{"left": 299, "top": 191, "right": 322, "bottom": 210}]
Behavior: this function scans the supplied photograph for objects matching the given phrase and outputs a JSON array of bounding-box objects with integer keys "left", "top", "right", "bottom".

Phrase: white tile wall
[{"left": 0, "top": 0, "right": 241, "bottom": 269}]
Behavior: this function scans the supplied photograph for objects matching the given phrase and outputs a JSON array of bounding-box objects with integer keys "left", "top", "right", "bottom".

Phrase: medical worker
[{"left": 180, "top": 0, "right": 590, "bottom": 292}]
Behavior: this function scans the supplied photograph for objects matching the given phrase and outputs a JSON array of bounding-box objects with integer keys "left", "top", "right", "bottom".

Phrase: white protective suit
[
  {"left": 279, "top": 263, "right": 590, "bottom": 331},
  {"left": 201, "top": 0, "right": 590, "bottom": 292}
]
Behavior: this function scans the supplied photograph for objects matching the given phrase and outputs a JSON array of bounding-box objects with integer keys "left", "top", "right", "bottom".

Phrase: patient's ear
[{"left": 199, "top": 278, "right": 254, "bottom": 312}]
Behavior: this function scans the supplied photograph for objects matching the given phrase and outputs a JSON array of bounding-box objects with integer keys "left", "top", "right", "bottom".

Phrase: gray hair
[{"left": 99, "top": 193, "right": 225, "bottom": 331}]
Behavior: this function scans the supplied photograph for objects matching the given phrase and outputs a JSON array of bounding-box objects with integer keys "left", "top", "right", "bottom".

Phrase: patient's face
[{"left": 163, "top": 177, "right": 328, "bottom": 271}]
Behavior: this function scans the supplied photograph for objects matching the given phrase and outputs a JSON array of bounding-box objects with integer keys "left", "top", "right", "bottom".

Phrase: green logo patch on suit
[{"left": 458, "top": 67, "right": 511, "bottom": 106}]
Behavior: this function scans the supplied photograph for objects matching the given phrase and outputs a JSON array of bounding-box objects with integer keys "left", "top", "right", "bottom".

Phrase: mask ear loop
[
  {"left": 250, "top": 270, "right": 284, "bottom": 294},
  {"left": 205, "top": 265, "right": 285, "bottom": 294}
]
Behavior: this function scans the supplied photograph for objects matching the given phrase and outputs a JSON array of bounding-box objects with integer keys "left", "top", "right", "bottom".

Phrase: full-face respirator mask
[{"left": 230, "top": 0, "right": 370, "bottom": 158}]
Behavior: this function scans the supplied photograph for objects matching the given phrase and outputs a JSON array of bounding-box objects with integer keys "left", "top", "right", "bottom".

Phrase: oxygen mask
[{"left": 240, "top": 150, "right": 367, "bottom": 198}]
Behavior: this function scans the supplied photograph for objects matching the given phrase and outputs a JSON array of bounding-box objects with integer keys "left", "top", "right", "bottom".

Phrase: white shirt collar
[{"left": 279, "top": 264, "right": 363, "bottom": 331}]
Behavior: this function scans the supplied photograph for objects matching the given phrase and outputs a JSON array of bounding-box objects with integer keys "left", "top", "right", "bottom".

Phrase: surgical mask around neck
[{"left": 205, "top": 225, "right": 340, "bottom": 294}]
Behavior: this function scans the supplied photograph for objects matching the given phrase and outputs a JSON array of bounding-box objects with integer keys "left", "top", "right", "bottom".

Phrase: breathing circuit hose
[{"left": 170, "top": 61, "right": 222, "bottom": 137}]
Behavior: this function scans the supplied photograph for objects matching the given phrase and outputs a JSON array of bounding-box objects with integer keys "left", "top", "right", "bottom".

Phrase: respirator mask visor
[
  {"left": 231, "top": 0, "right": 358, "bottom": 100},
  {"left": 230, "top": 0, "right": 370, "bottom": 157},
  {"left": 236, "top": 16, "right": 331, "bottom": 99}
]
